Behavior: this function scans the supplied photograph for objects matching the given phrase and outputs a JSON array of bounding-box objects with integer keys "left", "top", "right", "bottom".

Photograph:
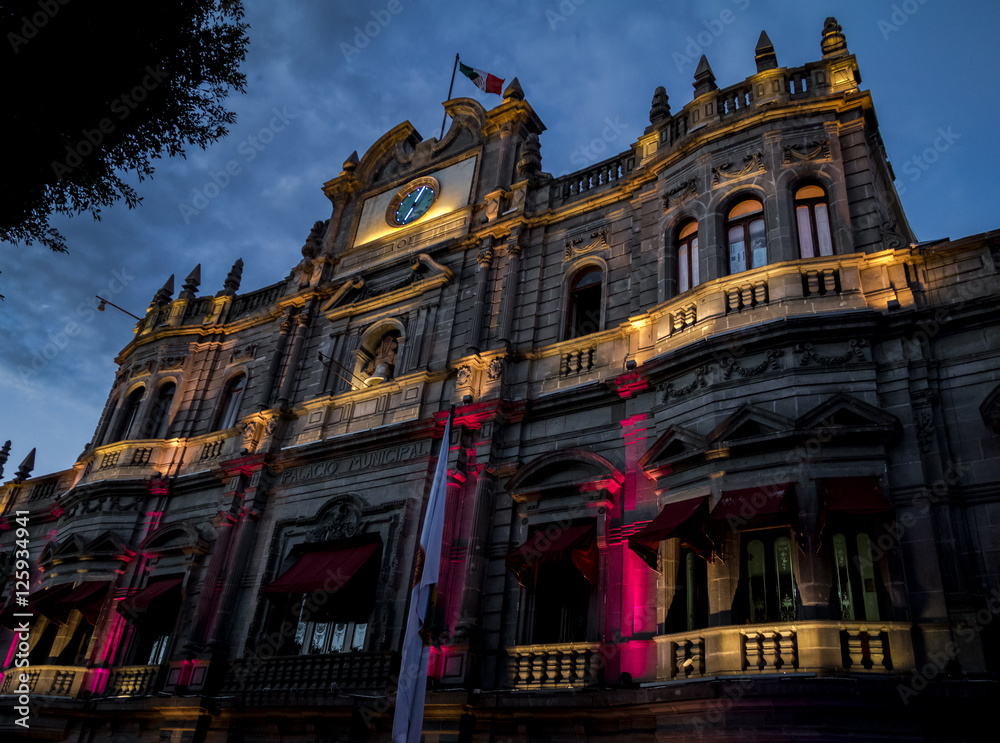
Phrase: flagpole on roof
[{"left": 440, "top": 53, "right": 459, "bottom": 140}]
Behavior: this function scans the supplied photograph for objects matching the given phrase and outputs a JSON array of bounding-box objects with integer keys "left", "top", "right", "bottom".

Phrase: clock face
[{"left": 386, "top": 177, "right": 440, "bottom": 227}]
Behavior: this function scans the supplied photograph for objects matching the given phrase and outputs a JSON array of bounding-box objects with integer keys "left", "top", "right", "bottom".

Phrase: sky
[{"left": 2, "top": 0, "right": 998, "bottom": 479}]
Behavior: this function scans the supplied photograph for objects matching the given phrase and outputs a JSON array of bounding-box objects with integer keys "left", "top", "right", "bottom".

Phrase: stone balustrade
[
  {"left": 507, "top": 642, "right": 607, "bottom": 690},
  {"left": 0, "top": 665, "right": 84, "bottom": 698},
  {"left": 654, "top": 620, "right": 915, "bottom": 681},
  {"left": 221, "top": 651, "right": 394, "bottom": 697},
  {"left": 103, "top": 664, "right": 162, "bottom": 698}
]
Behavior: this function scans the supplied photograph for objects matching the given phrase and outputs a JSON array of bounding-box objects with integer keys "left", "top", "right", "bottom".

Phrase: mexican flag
[{"left": 459, "top": 60, "right": 504, "bottom": 95}]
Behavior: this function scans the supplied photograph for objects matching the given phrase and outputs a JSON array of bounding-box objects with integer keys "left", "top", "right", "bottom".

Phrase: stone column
[
  {"left": 275, "top": 304, "right": 314, "bottom": 408},
  {"left": 467, "top": 239, "right": 494, "bottom": 354},
  {"left": 496, "top": 231, "right": 523, "bottom": 351}
]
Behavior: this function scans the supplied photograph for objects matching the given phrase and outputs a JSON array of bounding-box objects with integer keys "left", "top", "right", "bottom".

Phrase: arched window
[
  {"left": 145, "top": 383, "right": 176, "bottom": 439},
  {"left": 676, "top": 220, "right": 700, "bottom": 294},
  {"left": 566, "top": 267, "right": 602, "bottom": 339},
  {"left": 727, "top": 198, "right": 767, "bottom": 275},
  {"left": 215, "top": 374, "right": 246, "bottom": 431},
  {"left": 111, "top": 387, "right": 145, "bottom": 443},
  {"left": 794, "top": 184, "right": 834, "bottom": 258}
]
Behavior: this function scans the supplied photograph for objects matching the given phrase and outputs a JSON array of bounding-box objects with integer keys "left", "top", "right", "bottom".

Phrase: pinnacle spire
[
  {"left": 180, "top": 264, "right": 202, "bottom": 299},
  {"left": 219, "top": 258, "right": 244, "bottom": 296},
  {"left": 503, "top": 77, "right": 524, "bottom": 102},
  {"left": 0, "top": 440, "right": 10, "bottom": 479},
  {"left": 649, "top": 86, "right": 670, "bottom": 124},
  {"left": 693, "top": 55, "right": 717, "bottom": 98},
  {"left": 151, "top": 275, "right": 175, "bottom": 307},
  {"left": 13, "top": 447, "right": 35, "bottom": 484},
  {"left": 754, "top": 30, "right": 777, "bottom": 72}
]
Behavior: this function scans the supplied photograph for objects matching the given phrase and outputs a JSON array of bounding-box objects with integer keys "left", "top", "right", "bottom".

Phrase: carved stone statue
[{"left": 364, "top": 333, "right": 399, "bottom": 386}]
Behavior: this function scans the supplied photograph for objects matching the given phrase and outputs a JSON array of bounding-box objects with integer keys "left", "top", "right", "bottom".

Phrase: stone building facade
[{"left": 2, "top": 17, "right": 1000, "bottom": 742}]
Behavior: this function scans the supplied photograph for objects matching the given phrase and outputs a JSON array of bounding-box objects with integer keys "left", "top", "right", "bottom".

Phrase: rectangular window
[
  {"left": 678, "top": 244, "right": 690, "bottom": 292},
  {"left": 749, "top": 218, "right": 767, "bottom": 269}
]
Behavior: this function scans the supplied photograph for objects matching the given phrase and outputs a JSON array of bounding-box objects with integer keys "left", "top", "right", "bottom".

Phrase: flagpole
[{"left": 440, "top": 53, "right": 459, "bottom": 140}]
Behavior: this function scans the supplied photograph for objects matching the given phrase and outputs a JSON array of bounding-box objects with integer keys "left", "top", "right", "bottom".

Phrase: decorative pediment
[
  {"left": 432, "top": 98, "right": 488, "bottom": 158},
  {"left": 507, "top": 450, "right": 623, "bottom": 510},
  {"left": 797, "top": 393, "right": 901, "bottom": 437},
  {"left": 139, "top": 522, "right": 211, "bottom": 556},
  {"left": 40, "top": 535, "right": 85, "bottom": 567},
  {"left": 354, "top": 121, "right": 423, "bottom": 186},
  {"left": 707, "top": 404, "right": 795, "bottom": 446},
  {"left": 83, "top": 531, "right": 132, "bottom": 560},
  {"left": 321, "top": 254, "right": 454, "bottom": 319},
  {"left": 639, "top": 424, "right": 708, "bottom": 480}
]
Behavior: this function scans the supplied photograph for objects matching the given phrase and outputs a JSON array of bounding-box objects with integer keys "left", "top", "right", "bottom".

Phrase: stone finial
[
  {"left": 13, "top": 448, "right": 35, "bottom": 484},
  {"left": 502, "top": 77, "right": 524, "bottom": 102},
  {"left": 821, "top": 17, "right": 848, "bottom": 58},
  {"left": 0, "top": 440, "right": 10, "bottom": 479},
  {"left": 220, "top": 258, "right": 244, "bottom": 296},
  {"left": 755, "top": 30, "right": 778, "bottom": 72},
  {"left": 151, "top": 275, "right": 175, "bottom": 307},
  {"left": 302, "top": 220, "right": 326, "bottom": 259},
  {"left": 516, "top": 132, "right": 542, "bottom": 177},
  {"left": 341, "top": 151, "right": 359, "bottom": 176},
  {"left": 649, "top": 86, "right": 671, "bottom": 124},
  {"left": 693, "top": 55, "right": 718, "bottom": 97},
  {"left": 179, "top": 264, "right": 201, "bottom": 299}
]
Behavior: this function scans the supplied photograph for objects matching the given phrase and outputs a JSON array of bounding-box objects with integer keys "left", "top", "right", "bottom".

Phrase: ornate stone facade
[{"left": 2, "top": 18, "right": 999, "bottom": 742}]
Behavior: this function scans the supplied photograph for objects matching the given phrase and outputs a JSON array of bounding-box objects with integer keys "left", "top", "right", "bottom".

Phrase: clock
[{"left": 386, "top": 177, "right": 439, "bottom": 227}]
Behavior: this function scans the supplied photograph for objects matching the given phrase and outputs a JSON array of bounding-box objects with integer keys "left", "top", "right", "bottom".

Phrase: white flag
[{"left": 392, "top": 412, "right": 452, "bottom": 743}]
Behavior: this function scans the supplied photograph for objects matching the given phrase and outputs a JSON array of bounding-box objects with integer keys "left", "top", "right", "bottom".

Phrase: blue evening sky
[{"left": 2, "top": 0, "right": 997, "bottom": 477}]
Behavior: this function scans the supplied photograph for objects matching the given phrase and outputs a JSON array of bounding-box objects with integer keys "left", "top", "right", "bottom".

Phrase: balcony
[
  {"left": 221, "top": 651, "right": 394, "bottom": 698},
  {"left": 103, "top": 664, "right": 162, "bottom": 698},
  {"left": 0, "top": 665, "right": 85, "bottom": 698},
  {"left": 654, "top": 621, "right": 916, "bottom": 680},
  {"left": 507, "top": 642, "right": 607, "bottom": 690}
]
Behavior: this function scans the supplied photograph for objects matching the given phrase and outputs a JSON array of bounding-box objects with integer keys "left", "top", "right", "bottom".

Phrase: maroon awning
[
  {"left": 710, "top": 483, "right": 794, "bottom": 530},
  {"left": 29, "top": 583, "right": 76, "bottom": 620},
  {"left": 263, "top": 542, "right": 379, "bottom": 595},
  {"left": 53, "top": 581, "right": 111, "bottom": 625},
  {"left": 505, "top": 524, "right": 598, "bottom": 587},
  {"left": 628, "top": 497, "right": 712, "bottom": 568},
  {"left": 117, "top": 577, "right": 182, "bottom": 620},
  {"left": 817, "top": 477, "right": 892, "bottom": 540},
  {"left": 0, "top": 583, "right": 75, "bottom": 626}
]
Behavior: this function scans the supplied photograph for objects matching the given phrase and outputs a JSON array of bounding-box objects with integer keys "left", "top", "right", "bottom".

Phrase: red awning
[
  {"left": 28, "top": 583, "right": 76, "bottom": 618},
  {"left": 0, "top": 583, "right": 75, "bottom": 626},
  {"left": 263, "top": 542, "right": 379, "bottom": 595},
  {"left": 710, "top": 483, "right": 793, "bottom": 530},
  {"left": 118, "top": 577, "right": 182, "bottom": 619},
  {"left": 505, "top": 524, "right": 598, "bottom": 587},
  {"left": 817, "top": 477, "right": 893, "bottom": 540},
  {"left": 53, "top": 581, "right": 111, "bottom": 625},
  {"left": 628, "top": 497, "right": 712, "bottom": 568}
]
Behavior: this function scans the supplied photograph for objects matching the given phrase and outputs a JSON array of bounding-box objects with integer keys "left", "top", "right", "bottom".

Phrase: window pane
[
  {"left": 729, "top": 226, "right": 746, "bottom": 274},
  {"left": 351, "top": 622, "right": 367, "bottom": 651},
  {"left": 310, "top": 621, "right": 329, "bottom": 653},
  {"left": 678, "top": 244, "right": 689, "bottom": 293},
  {"left": 796, "top": 205, "right": 815, "bottom": 259},
  {"left": 728, "top": 199, "right": 763, "bottom": 219},
  {"left": 814, "top": 203, "right": 833, "bottom": 256},
  {"left": 749, "top": 218, "right": 767, "bottom": 269},
  {"left": 690, "top": 238, "right": 700, "bottom": 288},
  {"left": 678, "top": 221, "right": 697, "bottom": 240},
  {"left": 795, "top": 184, "right": 825, "bottom": 200},
  {"left": 330, "top": 623, "right": 348, "bottom": 652}
]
